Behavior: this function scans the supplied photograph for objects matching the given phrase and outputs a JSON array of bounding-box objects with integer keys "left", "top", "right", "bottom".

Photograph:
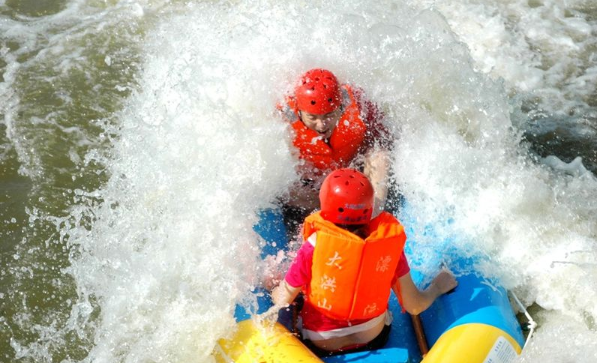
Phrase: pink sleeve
[
  {"left": 395, "top": 250, "right": 410, "bottom": 278},
  {"left": 284, "top": 242, "right": 314, "bottom": 288}
]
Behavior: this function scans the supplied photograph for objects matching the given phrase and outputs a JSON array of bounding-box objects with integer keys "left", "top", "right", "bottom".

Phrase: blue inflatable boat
[{"left": 213, "top": 206, "right": 527, "bottom": 363}]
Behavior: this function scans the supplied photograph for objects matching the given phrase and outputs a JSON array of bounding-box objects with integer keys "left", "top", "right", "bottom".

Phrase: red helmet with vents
[
  {"left": 319, "top": 168, "right": 374, "bottom": 225},
  {"left": 295, "top": 69, "right": 341, "bottom": 115}
]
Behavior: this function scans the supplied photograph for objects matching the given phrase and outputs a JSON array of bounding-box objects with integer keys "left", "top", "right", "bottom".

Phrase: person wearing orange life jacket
[
  {"left": 270, "top": 169, "right": 458, "bottom": 356},
  {"left": 278, "top": 69, "right": 394, "bottom": 237}
]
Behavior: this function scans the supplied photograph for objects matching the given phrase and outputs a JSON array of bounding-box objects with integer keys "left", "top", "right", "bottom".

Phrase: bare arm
[
  {"left": 393, "top": 270, "right": 458, "bottom": 315},
  {"left": 271, "top": 280, "right": 302, "bottom": 307},
  {"left": 286, "top": 181, "right": 320, "bottom": 210},
  {"left": 258, "top": 281, "right": 302, "bottom": 323},
  {"left": 364, "top": 148, "right": 390, "bottom": 217}
]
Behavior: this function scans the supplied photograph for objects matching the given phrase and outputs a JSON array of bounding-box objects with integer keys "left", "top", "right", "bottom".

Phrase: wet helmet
[
  {"left": 295, "top": 69, "right": 341, "bottom": 115},
  {"left": 319, "top": 168, "right": 374, "bottom": 225}
]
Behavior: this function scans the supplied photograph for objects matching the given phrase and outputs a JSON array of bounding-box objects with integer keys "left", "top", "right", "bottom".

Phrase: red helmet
[
  {"left": 319, "top": 169, "right": 374, "bottom": 225},
  {"left": 295, "top": 69, "right": 342, "bottom": 115}
]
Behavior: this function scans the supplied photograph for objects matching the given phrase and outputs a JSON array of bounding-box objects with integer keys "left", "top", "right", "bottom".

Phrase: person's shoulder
[
  {"left": 376, "top": 211, "right": 399, "bottom": 222},
  {"left": 276, "top": 94, "right": 294, "bottom": 110},
  {"left": 341, "top": 83, "right": 365, "bottom": 99},
  {"left": 277, "top": 95, "right": 299, "bottom": 122},
  {"left": 340, "top": 84, "right": 373, "bottom": 115}
]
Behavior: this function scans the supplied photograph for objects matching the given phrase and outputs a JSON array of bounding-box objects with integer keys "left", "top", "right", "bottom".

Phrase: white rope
[
  {"left": 212, "top": 342, "right": 235, "bottom": 363},
  {"left": 509, "top": 291, "right": 538, "bottom": 349}
]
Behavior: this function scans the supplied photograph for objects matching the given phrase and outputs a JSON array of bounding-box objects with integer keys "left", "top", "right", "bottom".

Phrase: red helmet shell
[
  {"left": 295, "top": 69, "right": 341, "bottom": 115},
  {"left": 319, "top": 168, "right": 374, "bottom": 225}
]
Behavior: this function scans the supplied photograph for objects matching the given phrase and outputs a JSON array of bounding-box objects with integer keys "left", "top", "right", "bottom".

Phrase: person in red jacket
[
  {"left": 271, "top": 169, "right": 457, "bottom": 356},
  {"left": 278, "top": 69, "right": 394, "bottom": 237}
]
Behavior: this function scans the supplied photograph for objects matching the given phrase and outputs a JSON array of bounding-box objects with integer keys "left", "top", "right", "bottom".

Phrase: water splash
[{"left": 1, "top": 1, "right": 596, "bottom": 362}]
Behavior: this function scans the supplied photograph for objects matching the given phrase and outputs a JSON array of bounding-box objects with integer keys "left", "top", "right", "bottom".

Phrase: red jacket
[{"left": 280, "top": 85, "right": 390, "bottom": 177}]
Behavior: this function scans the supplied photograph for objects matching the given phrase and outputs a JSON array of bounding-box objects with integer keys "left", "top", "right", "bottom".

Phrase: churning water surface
[{"left": 1, "top": 0, "right": 596, "bottom": 362}]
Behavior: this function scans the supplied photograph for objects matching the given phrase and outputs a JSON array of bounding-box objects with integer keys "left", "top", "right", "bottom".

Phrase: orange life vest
[
  {"left": 302, "top": 211, "right": 406, "bottom": 321},
  {"left": 281, "top": 85, "right": 367, "bottom": 175}
]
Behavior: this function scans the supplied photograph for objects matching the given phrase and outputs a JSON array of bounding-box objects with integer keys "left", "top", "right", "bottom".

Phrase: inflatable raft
[{"left": 214, "top": 206, "right": 527, "bottom": 363}]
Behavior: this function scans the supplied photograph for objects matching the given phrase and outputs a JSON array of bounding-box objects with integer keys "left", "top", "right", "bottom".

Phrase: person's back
[
  {"left": 297, "top": 209, "right": 407, "bottom": 354},
  {"left": 271, "top": 169, "right": 458, "bottom": 356}
]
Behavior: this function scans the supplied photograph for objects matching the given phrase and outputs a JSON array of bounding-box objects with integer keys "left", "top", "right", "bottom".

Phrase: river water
[{"left": 1, "top": 0, "right": 596, "bottom": 362}]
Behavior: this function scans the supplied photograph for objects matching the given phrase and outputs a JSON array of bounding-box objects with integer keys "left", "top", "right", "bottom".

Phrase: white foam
[
  {"left": 542, "top": 155, "right": 592, "bottom": 177},
  {"left": 519, "top": 310, "right": 597, "bottom": 362},
  {"left": 74, "top": 2, "right": 596, "bottom": 361},
  {"left": 3, "top": 0, "right": 595, "bottom": 361},
  {"left": 411, "top": 0, "right": 597, "bottom": 117}
]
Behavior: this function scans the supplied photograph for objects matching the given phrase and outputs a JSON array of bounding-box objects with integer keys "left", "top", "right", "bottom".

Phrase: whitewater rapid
[{"left": 1, "top": 1, "right": 596, "bottom": 362}]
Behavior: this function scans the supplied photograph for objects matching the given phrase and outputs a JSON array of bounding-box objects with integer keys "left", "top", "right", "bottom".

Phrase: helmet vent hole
[
  {"left": 363, "top": 209, "right": 368, "bottom": 214},
  {"left": 327, "top": 98, "right": 333, "bottom": 102},
  {"left": 345, "top": 181, "right": 349, "bottom": 186},
  {"left": 311, "top": 100, "right": 316, "bottom": 105},
  {"left": 338, "top": 208, "right": 344, "bottom": 213}
]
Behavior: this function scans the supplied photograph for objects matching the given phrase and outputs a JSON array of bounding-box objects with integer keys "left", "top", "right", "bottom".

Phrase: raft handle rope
[
  {"left": 213, "top": 342, "right": 234, "bottom": 363},
  {"left": 509, "top": 291, "right": 537, "bottom": 349}
]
